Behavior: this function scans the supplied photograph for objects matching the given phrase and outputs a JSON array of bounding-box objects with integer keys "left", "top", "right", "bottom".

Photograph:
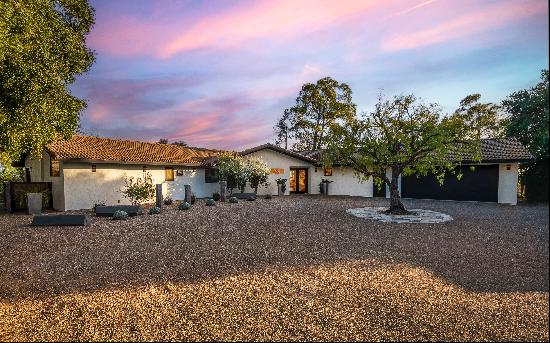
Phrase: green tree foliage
[
  {"left": 245, "top": 157, "right": 270, "bottom": 194},
  {"left": 325, "top": 94, "right": 483, "bottom": 214},
  {"left": 454, "top": 94, "right": 501, "bottom": 139},
  {"left": 275, "top": 77, "right": 356, "bottom": 151},
  {"left": 502, "top": 70, "right": 549, "bottom": 202},
  {"left": 122, "top": 172, "right": 155, "bottom": 205},
  {"left": 217, "top": 152, "right": 247, "bottom": 195},
  {"left": 0, "top": 0, "right": 95, "bottom": 160}
]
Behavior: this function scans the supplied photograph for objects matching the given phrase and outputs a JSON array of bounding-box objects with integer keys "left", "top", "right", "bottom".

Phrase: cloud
[{"left": 381, "top": 0, "right": 548, "bottom": 52}]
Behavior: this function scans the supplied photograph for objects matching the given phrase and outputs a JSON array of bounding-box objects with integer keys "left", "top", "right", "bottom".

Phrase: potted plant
[
  {"left": 320, "top": 178, "right": 333, "bottom": 195},
  {"left": 275, "top": 178, "right": 287, "bottom": 196}
]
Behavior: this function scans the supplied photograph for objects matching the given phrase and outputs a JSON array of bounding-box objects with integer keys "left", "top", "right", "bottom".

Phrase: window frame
[
  {"left": 165, "top": 167, "right": 175, "bottom": 181},
  {"left": 50, "top": 158, "right": 60, "bottom": 177}
]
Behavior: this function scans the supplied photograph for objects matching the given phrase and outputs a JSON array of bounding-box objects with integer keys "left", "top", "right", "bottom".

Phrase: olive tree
[
  {"left": 121, "top": 172, "right": 155, "bottom": 205},
  {"left": 217, "top": 152, "right": 247, "bottom": 195},
  {"left": 245, "top": 157, "right": 270, "bottom": 194},
  {"left": 325, "top": 94, "right": 485, "bottom": 214}
]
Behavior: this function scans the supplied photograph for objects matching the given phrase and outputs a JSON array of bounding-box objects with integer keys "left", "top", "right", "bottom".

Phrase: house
[{"left": 23, "top": 135, "right": 531, "bottom": 211}]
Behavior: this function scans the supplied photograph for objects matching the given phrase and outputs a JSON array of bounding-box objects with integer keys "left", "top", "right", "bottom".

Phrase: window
[
  {"left": 270, "top": 168, "right": 285, "bottom": 174},
  {"left": 50, "top": 159, "right": 60, "bottom": 177},
  {"left": 324, "top": 167, "right": 333, "bottom": 176},
  {"left": 205, "top": 168, "right": 219, "bottom": 183},
  {"left": 165, "top": 167, "right": 174, "bottom": 181}
]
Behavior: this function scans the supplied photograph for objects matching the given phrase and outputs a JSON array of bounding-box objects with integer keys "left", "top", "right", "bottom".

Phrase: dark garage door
[{"left": 401, "top": 165, "right": 499, "bottom": 202}]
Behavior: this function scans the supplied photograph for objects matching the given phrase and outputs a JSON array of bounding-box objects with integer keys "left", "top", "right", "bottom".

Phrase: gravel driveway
[{"left": 0, "top": 196, "right": 548, "bottom": 341}]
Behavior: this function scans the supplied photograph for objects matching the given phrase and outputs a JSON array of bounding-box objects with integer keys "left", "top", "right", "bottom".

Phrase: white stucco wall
[
  {"left": 310, "top": 166, "right": 373, "bottom": 197},
  {"left": 498, "top": 163, "right": 519, "bottom": 205},
  {"left": 243, "top": 149, "right": 372, "bottom": 197},
  {"left": 243, "top": 149, "right": 312, "bottom": 195},
  {"left": 61, "top": 163, "right": 218, "bottom": 211}
]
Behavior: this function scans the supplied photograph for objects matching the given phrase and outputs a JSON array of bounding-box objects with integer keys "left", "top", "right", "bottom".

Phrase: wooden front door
[{"left": 289, "top": 168, "right": 308, "bottom": 194}]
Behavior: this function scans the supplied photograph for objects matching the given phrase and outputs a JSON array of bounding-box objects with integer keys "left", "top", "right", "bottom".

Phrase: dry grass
[{"left": 0, "top": 196, "right": 548, "bottom": 341}]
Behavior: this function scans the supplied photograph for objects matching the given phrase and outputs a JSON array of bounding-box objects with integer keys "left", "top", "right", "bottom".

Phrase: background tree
[
  {"left": 172, "top": 140, "right": 188, "bottom": 147},
  {"left": 502, "top": 70, "right": 549, "bottom": 202},
  {"left": 245, "top": 157, "right": 270, "bottom": 194},
  {"left": 158, "top": 138, "right": 169, "bottom": 144},
  {"left": 274, "top": 109, "right": 292, "bottom": 149},
  {"left": 325, "top": 94, "right": 485, "bottom": 214},
  {"left": 275, "top": 77, "right": 356, "bottom": 151},
  {"left": 454, "top": 94, "right": 501, "bottom": 139},
  {"left": 0, "top": 0, "right": 95, "bottom": 160}
]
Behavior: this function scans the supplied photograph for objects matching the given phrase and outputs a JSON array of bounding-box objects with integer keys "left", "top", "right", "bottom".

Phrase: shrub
[
  {"left": 212, "top": 192, "right": 221, "bottom": 201},
  {"left": 178, "top": 202, "right": 190, "bottom": 210},
  {"left": 112, "top": 210, "right": 128, "bottom": 220},
  {"left": 149, "top": 206, "right": 161, "bottom": 215},
  {"left": 206, "top": 198, "right": 216, "bottom": 206},
  {"left": 229, "top": 197, "right": 238, "bottom": 203},
  {"left": 122, "top": 172, "right": 155, "bottom": 205},
  {"left": 164, "top": 197, "right": 173, "bottom": 205}
]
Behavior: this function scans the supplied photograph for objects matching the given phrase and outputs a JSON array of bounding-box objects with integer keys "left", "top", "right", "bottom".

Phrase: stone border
[{"left": 346, "top": 207, "right": 453, "bottom": 224}]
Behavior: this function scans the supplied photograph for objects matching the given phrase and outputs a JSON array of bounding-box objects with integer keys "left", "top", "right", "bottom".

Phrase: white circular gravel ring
[{"left": 346, "top": 206, "right": 453, "bottom": 224}]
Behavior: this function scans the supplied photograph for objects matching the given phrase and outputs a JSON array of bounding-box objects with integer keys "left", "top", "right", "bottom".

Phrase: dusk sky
[{"left": 73, "top": 0, "right": 549, "bottom": 150}]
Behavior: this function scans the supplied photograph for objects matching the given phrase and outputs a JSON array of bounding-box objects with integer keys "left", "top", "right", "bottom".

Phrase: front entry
[{"left": 289, "top": 168, "right": 308, "bottom": 194}]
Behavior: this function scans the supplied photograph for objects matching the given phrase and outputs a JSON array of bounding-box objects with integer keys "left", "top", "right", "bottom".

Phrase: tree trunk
[{"left": 387, "top": 167, "right": 409, "bottom": 215}]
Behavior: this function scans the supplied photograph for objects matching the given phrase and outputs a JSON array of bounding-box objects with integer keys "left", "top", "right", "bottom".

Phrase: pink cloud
[{"left": 381, "top": 0, "right": 548, "bottom": 52}]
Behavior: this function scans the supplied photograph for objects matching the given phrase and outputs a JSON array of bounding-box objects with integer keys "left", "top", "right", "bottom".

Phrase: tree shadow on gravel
[{"left": 0, "top": 195, "right": 548, "bottom": 302}]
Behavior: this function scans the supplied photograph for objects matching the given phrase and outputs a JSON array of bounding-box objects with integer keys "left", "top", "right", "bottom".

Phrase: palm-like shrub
[
  {"left": 229, "top": 197, "right": 238, "bottom": 203},
  {"left": 112, "top": 210, "right": 128, "bottom": 220},
  {"left": 205, "top": 198, "right": 216, "bottom": 206},
  {"left": 178, "top": 202, "right": 190, "bottom": 210},
  {"left": 149, "top": 206, "right": 161, "bottom": 215}
]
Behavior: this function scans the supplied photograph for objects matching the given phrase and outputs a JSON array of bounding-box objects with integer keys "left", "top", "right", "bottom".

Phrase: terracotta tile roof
[
  {"left": 47, "top": 135, "right": 223, "bottom": 166},
  {"left": 240, "top": 143, "right": 318, "bottom": 163},
  {"left": 299, "top": 138, "right": 533, "bottom": 164}
]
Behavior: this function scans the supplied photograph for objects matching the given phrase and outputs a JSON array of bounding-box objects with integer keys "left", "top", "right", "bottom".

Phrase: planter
[
  {"left": 277, "top": 183, "right": 284, "bottom": 196},
  {"left": 27, "top": 193, "right": 43, "bottom": 215}
]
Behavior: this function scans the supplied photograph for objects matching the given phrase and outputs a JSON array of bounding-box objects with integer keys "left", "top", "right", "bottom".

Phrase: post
[
  {"left": 155, "top": 184, "right": 163, "bottom": 209},
  {"left": 3, "top": 182, "right": 12, "bottom": 213},
  {"left": 184, "top": 184, "right": 192, "bottom": 204},
  {"left": 277, "top": 183, "right": 283, "bottom": 196},
  {"left": 27, "top": 193, "right": 43, "bottom": 215},
  {"left": 220, "top": 181, "right": 227, "bottom": 202}
]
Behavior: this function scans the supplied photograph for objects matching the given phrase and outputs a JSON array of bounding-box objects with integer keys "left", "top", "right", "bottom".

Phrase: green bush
[
  {"left": 112, "top": 210, "right": 128, "bottom": 220},
  {"left": 149, "top": 206, "right": 161, "bottom": 215},
  {"left": 205, "top": 198, "right": 216, "bottom": 206},
  {"left": 122, "top": 172, "right": 155, "bottom": 205},
  {"left": 212, "top": 192, "right": 221, "bottom": 201},
  {"left": 178, "top": 202, "right": 190, "bottom": 210},
  {"left": 229, "top": 197, "right": 238, "bottom": 203}
]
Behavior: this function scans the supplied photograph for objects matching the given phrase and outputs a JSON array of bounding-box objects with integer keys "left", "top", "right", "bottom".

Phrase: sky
[{"left": 73, "top": 0, "right": 549, "bottom": 150}]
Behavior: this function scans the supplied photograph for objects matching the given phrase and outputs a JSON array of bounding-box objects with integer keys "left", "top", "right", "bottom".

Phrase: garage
[{"left": 401, "top": 165, "right": 499, "bottom": 202}]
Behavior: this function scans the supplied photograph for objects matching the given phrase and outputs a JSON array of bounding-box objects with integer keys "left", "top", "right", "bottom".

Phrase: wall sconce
[
  {"left": 92, "top": 164, "right": 96, "bottom": 172},
  {"left": 506, "top": 164, "right": 511, "bottom": 170},
  {"left": 314, "top": 167, "right": 318, "bottom": 172},
  {"left": 143, "top": 166, "right": 147, "bottom": 172}
]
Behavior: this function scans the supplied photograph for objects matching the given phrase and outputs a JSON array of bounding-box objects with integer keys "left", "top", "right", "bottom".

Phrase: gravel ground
[{"left": 0, "top": 196, "right": 548, "bottom": 341}]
